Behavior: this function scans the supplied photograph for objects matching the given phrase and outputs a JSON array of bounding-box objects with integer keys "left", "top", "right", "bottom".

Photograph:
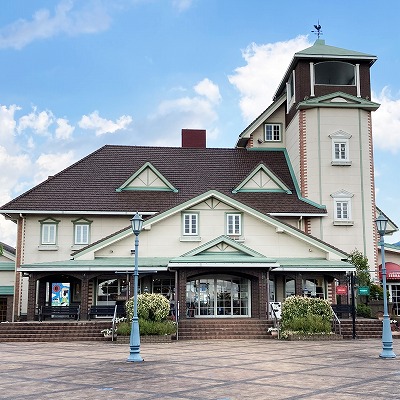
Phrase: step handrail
[
  {"left": 111, "top": 304, "right": 118, "bottom": 342},
  {"left": 331, "top": 307, "right": 341, "bottom": 335}
]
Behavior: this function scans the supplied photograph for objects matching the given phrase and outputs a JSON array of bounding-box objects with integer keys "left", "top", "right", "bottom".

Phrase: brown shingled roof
[{"left": 0, "top": 145, "right": 325, "bottom": 216}]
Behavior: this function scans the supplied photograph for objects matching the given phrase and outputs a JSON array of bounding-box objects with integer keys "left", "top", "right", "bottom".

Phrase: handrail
[
  {"left": 271, "top": 306, "right": 281, "bottom": 339},
  {"left": 111, "top": 304, "right": 118, "bottom": 342},
  {"left": 331, "top": 307, "right": 341, "bottom": 335}
]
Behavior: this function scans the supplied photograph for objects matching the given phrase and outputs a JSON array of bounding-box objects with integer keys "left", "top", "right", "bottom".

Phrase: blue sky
[{"left": 1, "top": 0, "right": 400, "bottom": 247}]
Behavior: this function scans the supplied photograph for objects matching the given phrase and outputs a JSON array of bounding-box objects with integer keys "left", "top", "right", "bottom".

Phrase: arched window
[{"left": 315, "top": 61, "right": 355, "bottom": 85}]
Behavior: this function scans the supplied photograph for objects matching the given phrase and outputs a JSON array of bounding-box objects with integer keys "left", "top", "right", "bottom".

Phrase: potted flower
[
  {"left": 390, "top": 319, "right": 398, "bottom": 332},
  {"left": 101, "top": 328, "right": 113, "bottom": 338},
  {"left": 268, "top": 327, "right": 279, "bottom": 337}
]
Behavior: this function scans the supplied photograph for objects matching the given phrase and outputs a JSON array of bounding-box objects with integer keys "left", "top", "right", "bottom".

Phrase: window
[
  {"left": 226, "top": 213, "right": 242, "bottom": 236},
  {"left": 264, "top": 124, "right": 281, "bottom": 142},
  {"left": 331, "top": 190, "right": 354, "bottom": 225},
  {"left": 72, "top": 218, "right": 92, "bottom": 245},
  {"left": 314, "top": 61, "right": 355, "bottom": 85},
  {"left": 183, "top": 213, "right": 198, "bottom": 235},
  {"left": 286, "top": 71, "right": 295, "bottom": 110},
  {"left": 329, "top": 130, "right": 352, "bottom": 165},
  {"left": 75, "top": 224, "right": 89, "bottom": 244},
  {"left": 39, "top": 218, "right": 60, "bottom": 246}
]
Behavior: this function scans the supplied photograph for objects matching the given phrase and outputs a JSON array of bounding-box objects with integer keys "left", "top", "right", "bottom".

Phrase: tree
[{"left": 348, "top": 249, "right": 371, "bottom": 287}]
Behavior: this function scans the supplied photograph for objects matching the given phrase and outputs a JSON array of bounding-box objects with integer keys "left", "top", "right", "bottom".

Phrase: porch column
[
  {"left": 80, "top": 274, "right": 89, "bottom": 320},
  {"left": 26, "top": 274, "right": 37, "bottom": 321},
  {"left": 295, "top": 273, "right": 303, "bottom": 295},
  {"left": 178, "top": 269, "right": 188, "bottom": 319},
  {"left": 259, "top": 271, "right": 268, "bottom": 320}
]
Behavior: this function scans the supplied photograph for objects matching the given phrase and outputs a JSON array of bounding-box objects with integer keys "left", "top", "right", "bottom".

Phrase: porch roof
[
  {"left": 18, "top": 257, "right": 170, "bottom": 273},
  {"left": 274, "top": 258, "right": 354, "bottom": 272}
]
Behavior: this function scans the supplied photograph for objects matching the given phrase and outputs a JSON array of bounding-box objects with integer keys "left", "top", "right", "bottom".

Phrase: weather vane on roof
[{"left": 312, "top": 21, "right": 322, "bottom": 39}]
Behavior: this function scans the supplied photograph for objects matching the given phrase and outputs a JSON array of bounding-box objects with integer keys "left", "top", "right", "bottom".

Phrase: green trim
[
  {"left": 297, "top": 92, "right": 380, "bottom": 111},
  {"left": 0, "top": 286, "right": 14, "bottom": 295},
  {"left": 116, "top": 162, "right": 178, "bottom": 193},
  {"left": 232, "top": 164, "right": 292, "bottom": 194},
  {"left": 282, "top": 150, "right": 326, "bottom": 209},
  {"left": 0, "top": 263, "right": 15, "bottom": 271},
  {"left": 179, "top": 235, "right": 266, "bottom": 258}
]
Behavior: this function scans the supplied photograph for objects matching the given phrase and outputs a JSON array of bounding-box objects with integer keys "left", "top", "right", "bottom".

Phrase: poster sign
[
  {"left": 52, "top": 283, "right": 70, "bottom": 306},
  {"left": 336, "top": 285, "right": 348, "bottom": 295},
  {"left": 358, "top": 286, "right": 370, "bottom": 296}
]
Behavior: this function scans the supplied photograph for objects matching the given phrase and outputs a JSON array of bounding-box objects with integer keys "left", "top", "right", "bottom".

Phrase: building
[
  {"left": 0, "top": 242, "right": 15, "bottom": 322},
  {"left": 1, "top": 39, "right": 386, "bottom": 322}
]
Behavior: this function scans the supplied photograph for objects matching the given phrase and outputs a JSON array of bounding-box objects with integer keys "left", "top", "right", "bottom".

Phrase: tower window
[
  {"left": 264, "top": 124, "right": 282, "bottom": 142},
  {"left": 315, "top": 61, "right": 355, "bottom": 85}
]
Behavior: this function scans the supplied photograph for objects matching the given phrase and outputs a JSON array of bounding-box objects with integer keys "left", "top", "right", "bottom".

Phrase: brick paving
[{"left": 0, "top": 339, "right": 399, "bottom": 399}]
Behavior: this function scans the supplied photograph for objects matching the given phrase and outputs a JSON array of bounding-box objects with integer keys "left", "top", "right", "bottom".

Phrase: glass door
[{"left": 390, "top": 285, "right": 400, "bottom": 316}]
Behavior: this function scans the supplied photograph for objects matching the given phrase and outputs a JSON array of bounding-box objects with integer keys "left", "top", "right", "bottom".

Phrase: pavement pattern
[{"left": 0, "top": 339, "right": 399, "bottom": 399}]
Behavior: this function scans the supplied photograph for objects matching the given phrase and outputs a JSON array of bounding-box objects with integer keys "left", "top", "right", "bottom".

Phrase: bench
[
  {"left": 332, "top": 304, "right": 353, "bottom": 318},
  {"left": 39, "top": 305, "right": 80, "bottom": 322},
  {"left": 88, "top": 304, "right": 126, "bottom": 320}
]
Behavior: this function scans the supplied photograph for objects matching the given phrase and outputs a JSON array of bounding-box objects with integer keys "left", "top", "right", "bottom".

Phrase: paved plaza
[{"left": 0, "top": 339, "right": 400, "bottom": 399}]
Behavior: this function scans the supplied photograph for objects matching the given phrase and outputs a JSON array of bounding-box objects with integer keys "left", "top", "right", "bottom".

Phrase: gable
[
  {"left": 298, "top": 91, "right": 380, "bottom": 111},
  {"left": 232, "top": 164, "right": 291, "bottom": 194},
  {"left": 116, "top": 162, "right": 178, "bottom": 192}
]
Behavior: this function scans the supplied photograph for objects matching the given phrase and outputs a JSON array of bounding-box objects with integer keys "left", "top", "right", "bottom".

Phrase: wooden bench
[
  {"left": 88, "top": 304, "right": 126, "bottom": 320},
  {"left": 332, "top": 304, "right": 353, "bottom": 318},
  {"left": 39, "top": 305, "right": 80, "bottom": 322}
]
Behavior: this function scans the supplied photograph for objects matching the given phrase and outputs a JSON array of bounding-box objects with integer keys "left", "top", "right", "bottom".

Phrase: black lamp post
[
  {"left": 127, "top": 212, "right": 144, "bottom": 362},
  {"left": 375, "top": 213, "right": 396, "bottom": 359}
]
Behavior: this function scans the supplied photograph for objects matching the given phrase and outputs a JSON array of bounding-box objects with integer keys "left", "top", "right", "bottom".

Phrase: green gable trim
[
  {"left": 116, "top": 162, "right": 178, "bottom": 193},
  {"left": 0, "top": 263, "right": 15, "bottom": 271},
  {"left": 180, "top": 235, "right": 268, "bottom": 258},
  {"left": 298, "top": 92, "right": 380, "bottom": 111},
  {"left": 232, "top": 164, "right": 292, "bottom": 194},
  {"left": 0, "top": 286, "right": 14, "bottom": 295}
]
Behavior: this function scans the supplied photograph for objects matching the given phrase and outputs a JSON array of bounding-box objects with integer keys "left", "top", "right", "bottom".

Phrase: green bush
[
  {"left": 126, "top": 293, "right": 170, "bottom": 322},
  {"left": 283, "top": 314, "right": 332, "bottom": 334},
  {"left": 369, "top": 284, "right": 383, "bottom": 301},
  {"left": 281, "top": 296, "right": 333, "bottom": 334},
  {"left": 116, "top": 319, "right": 176, "bottom": 336},
  {"left": 116, "top": 321, "right": 131, "bottom": 336},
  {"left": 356, "top": 303, "right": 372, "bottom": 318}
]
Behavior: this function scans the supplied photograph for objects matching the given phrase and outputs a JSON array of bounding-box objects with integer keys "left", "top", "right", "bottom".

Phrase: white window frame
[
  {"left": 74, "top": 224, "right": 90, "bottom": 245},
  {"left": 264, "top": 123, "right": 282, "bottom": 142},
  {"left": 286, "top": 71, "right": 296, "bottom": 111},
  {"left": 226, "top": 213, "right": 242, "bottom": 236},
  {"left": 39, "top": 218, "right": 60, "bottom": 248},
  {"left": 183, "top": 213, "right": 198, "bottom": 236},
  {"left": 329, "top": 130, "right": 352, "bottom": 166},
  {"left": 331, "top": 190, "right": 354, "bottom": 225}
]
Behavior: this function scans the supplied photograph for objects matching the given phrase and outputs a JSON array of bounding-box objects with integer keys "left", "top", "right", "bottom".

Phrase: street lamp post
[
  {"left": 375, "top": 213, "right": 396, "bottom": 359},
  {"left": 127, "top": 212, "right": 144, "bottom": 362}
]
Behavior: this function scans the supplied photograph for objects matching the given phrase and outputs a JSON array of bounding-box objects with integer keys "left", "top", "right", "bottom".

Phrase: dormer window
[
  {"left": 264, "top": 124, "right": 282, "bottom": 142},
  {"left": 314, "top": 61, "right": 355, "bottom": 86}
]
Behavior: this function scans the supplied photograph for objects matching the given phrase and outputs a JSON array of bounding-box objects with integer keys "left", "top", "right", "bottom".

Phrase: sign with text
[
  {"left": 358, "top": 286, "right": 370, "bottom": 296},
  {"left": 336, "top": 285, "right": 348, "bottom": 295}
]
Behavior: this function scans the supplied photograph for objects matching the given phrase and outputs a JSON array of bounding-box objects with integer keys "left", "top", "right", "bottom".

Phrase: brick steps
[
  {"left": 177, "top": 319, "right": 275, "bottom": 340},
  {"left": 339, "top": 319, "right": 400, "bottom": 339},
  {"left": 0, "top": 321, "right": 112, "bottom": 342}
]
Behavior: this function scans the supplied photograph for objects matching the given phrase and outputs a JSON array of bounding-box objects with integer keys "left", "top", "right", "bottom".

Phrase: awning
[{"left": 379, "top": 262, "right": 400, "bottom": 281}]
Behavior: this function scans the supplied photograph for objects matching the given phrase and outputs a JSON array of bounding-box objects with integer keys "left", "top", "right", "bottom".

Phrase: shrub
[
  {"left": 369, "top": 284, "right": 383, "bottom": 301},
  {"left": 356, "top": 303, "right": 372, "bottom": 318},
  {"left": 115, "top": 319, "right": 177, "bottom": 336},
  {"left": 281, "top": 296, "right": 333, "bottom": 334},
  {"left": 126, "top": 293, "right": 170, "bottom": 322}
]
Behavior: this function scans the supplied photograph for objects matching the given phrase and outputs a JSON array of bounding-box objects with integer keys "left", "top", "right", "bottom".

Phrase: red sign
[{"left": 336, "top": 285, "right": 348, "bottom": 295}]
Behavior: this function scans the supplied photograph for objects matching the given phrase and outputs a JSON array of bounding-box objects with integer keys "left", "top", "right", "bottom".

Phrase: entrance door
[
  {"left": 0, "top": 298, "right": 7, "bottom": 322},
  {"left": 186, "top": 275, "right": 250, "bottom": 317},
  {"left": 390, "top": 285, "right": 400, "bottom": 316}
]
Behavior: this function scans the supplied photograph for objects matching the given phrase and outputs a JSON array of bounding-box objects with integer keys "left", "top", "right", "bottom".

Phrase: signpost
[{"left": 358, "top": 286, "right": 370, "bottom": 296}]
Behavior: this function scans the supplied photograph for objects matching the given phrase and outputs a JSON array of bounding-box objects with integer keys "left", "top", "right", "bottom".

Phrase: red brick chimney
[{"left": 181, "top": 129, "right": 206, "bottom": 148}]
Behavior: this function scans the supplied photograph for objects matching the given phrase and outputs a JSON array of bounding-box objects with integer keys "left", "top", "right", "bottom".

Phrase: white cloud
[
  {"left": 33, "top": 151, "right": 76, "bottom": 184},
  {"left": 229, "top": 35, "right": 311, "bottom": 122},
  {"left": 17, "top": 108, "right": 54, "bottom": 135},
  {"left": 55, "top": 118, "right": 75, "bottom": 140},
  {"left": 172, "top": 0, "right": 193, "bottom": 12},
  {"left": 372, "top": 87, "right": 400, "bottom": 153},
  {"left": 78, "top": 111, "right": 133, "bottom": 136},
  {"left": 0, "top": 0, "right": 112, "bottom": 49},
  {"left": 194, "top": 78, "right": 221, "bottom": 105},
  {"left": 0, "top": 104, "right": 21, "bottom": 147}
]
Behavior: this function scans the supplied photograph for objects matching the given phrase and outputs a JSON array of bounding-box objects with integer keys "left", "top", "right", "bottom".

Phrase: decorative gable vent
[
  {"left": 116, "top": 162, "right": 178, "bottom": 192},
  {"left": 232, "top": 164, "right": 292, "bottom": 194}
]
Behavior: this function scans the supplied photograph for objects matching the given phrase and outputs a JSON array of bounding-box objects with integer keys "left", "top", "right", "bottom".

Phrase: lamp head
[
  {"left": 131, "top": 212, "right": 143, "bottom": 236},
  {"left": 375, "top": 213, "right": 388, "bottom": 237}
]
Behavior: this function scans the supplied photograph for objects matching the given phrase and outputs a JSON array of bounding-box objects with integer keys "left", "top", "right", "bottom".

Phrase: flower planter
[
  {"left": 113, "top": 335, "right": 173, "bottom": 344},
  {"left": 285, "top": 333, "right": 343, "bottom": 341}
]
